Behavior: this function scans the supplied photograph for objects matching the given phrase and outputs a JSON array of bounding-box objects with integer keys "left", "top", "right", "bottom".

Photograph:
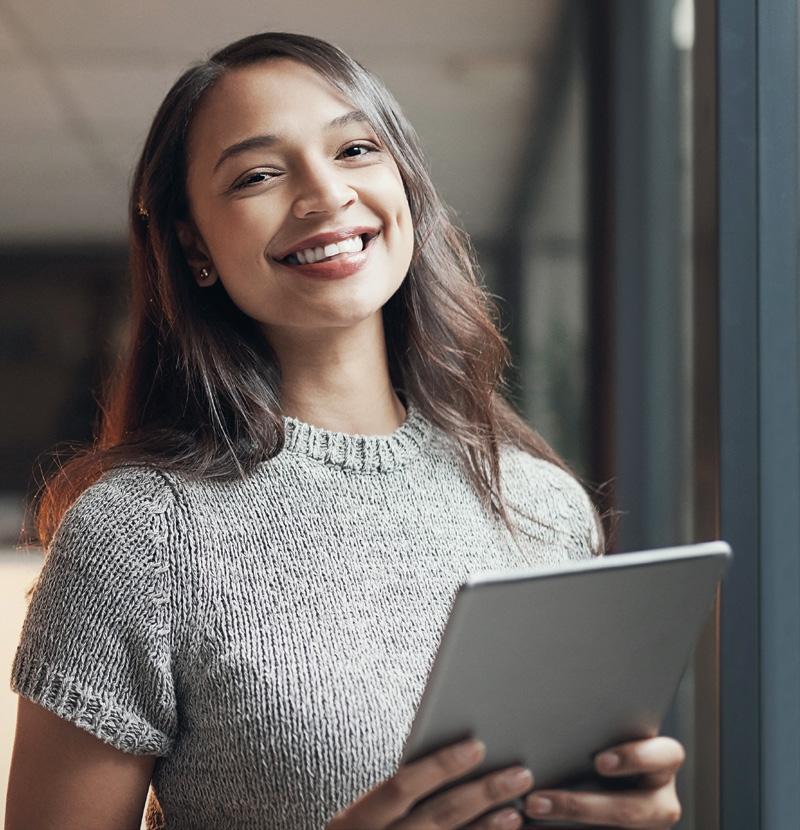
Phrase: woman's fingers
[
  {"left": 594, "top": 736, "right": 686, "bottom": 789},
  {"left": 464, "top": 807, "right": 524, "bottom": 830},
  {"left": 520, "top": 738, "right": 686, "bottom": 829},
  {"left": 328, "top": 738, "right": 487, "bottom": 828},
  {"left": 328, "top": 736, "right": 534, "bottom": 830},
  {"left": 523, "top": 783, "right": 682, "bottom": 828},
  {"left": 330, "top": 736, "right": 686, "bottom": 830},
  {"left": 394, "top": 766, "right": 533, "bottom": 829}
]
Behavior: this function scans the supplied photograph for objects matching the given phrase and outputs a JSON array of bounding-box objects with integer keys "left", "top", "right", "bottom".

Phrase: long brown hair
[{"left": 34, "top": 31, "right": 601, "bottom": 553}]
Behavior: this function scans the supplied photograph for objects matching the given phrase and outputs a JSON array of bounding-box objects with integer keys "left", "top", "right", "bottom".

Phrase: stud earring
[{"left": 199, "top": 267, "right": 211, "bottom": 281}]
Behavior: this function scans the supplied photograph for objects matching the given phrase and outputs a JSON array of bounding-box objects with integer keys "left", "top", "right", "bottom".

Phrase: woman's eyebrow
[{"left": 213, "top": 109, "right": 372, "bottom": 173}]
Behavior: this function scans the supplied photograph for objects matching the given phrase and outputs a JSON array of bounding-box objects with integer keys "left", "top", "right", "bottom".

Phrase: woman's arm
[{"left": 5, "top": 697, "right": 156, "bottom": 830}]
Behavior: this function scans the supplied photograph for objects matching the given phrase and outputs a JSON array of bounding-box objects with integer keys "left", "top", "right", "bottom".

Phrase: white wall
[{"left": 0, "top": 550, "right": 43, "bottom": 825}]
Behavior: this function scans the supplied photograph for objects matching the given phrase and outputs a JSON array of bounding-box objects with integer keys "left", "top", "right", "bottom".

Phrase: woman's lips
[{"left": 275, "top": 232, "right": 378, "bottom": 280}]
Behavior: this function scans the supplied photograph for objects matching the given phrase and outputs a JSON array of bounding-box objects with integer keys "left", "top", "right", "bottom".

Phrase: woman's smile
[{"left": 272, "top": 229, "right": 382, "bottom": 280}]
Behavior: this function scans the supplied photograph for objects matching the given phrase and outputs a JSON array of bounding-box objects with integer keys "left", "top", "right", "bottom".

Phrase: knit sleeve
[
  {"left": 555, "top": 466, "right": 604, "bottom": 558},
  {"left": 10, "top": 468, "right": 179, "bottom": 756},
  {"left": 501, "top": 450, "right": 604, "bottom": 560}
]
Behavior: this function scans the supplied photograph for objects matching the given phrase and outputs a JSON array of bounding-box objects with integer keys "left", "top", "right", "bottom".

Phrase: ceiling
[{"left": 0, "top": 0, "right": 559, "bottom": 243}]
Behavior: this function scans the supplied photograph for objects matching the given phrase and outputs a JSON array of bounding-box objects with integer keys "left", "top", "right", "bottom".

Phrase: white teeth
[
  {"left": 287, "top": 234, "right": 366, "bottom": 264},
  {"left": 341, "top": 236, "right": 364, "bottom": 253}
]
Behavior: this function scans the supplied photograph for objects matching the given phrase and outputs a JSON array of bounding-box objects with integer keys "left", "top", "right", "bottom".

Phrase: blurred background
[{"left": 1, "top": 1, "right": 798, "bottom": 829}]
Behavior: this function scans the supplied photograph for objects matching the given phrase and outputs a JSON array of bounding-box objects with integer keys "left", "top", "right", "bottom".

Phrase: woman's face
[{"left": 180, "top": 58, "right": 415, "bottom": 338}]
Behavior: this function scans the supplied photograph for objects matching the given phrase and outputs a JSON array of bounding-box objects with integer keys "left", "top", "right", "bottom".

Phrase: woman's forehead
[{"left": 195, "top": 60, "right": 355, "bottom": 138}]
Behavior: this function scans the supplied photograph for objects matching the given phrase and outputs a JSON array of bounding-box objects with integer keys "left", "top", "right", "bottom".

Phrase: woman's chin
[
  {"left": 258, "top": 302, "right": 384, "bottom": 336},
  {"left": 315, "top": 283, "right": 403, "bottom": 325},
  {"left": 321, "top": 303, "right": 388, "bottom": 329}
]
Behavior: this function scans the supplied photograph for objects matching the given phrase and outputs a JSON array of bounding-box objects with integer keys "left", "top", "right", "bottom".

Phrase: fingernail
[
  {"left": 494, "top": 808, "right": 522, "bottom": 829},
  {"left": 597, "top": 751, "right": 621, "bottom": 772},
  {"left": 456, "top": 739, "right": 485, "bottom": 763},
  {"left": 505, "top": 767, "right": 533, "bottom": 789},
  {"left": 528, "top": 795, "right": 553, "bottom": 814}
]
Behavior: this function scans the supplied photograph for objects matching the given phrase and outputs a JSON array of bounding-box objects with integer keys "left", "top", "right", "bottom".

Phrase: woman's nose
[{"left": 292, "top": 163, "right": 357, "bottom": 218}]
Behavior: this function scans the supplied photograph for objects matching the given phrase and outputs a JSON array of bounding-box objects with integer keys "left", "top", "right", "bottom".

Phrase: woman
[{"left": 5, "top": 32, "right": 684, "bottom": 830}]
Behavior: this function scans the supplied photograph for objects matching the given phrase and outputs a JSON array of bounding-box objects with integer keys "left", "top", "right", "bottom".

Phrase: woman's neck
[{"left": 267, "top": 313, "right": 407, "bottom": 436}]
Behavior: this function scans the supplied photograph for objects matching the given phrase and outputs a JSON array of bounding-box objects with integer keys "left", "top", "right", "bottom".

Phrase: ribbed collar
[{"left": 281, "top": 401, "right": 432, "bottom": 474}]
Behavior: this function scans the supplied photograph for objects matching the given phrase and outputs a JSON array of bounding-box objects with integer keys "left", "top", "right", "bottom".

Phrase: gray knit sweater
[{"left": 11, "top": 403, "right": 600, "bottom": 829}]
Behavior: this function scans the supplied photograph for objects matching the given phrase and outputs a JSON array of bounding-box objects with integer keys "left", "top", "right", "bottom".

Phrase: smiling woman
[{"left": 4, "top": 31, "right": 683, "bottom": 830}]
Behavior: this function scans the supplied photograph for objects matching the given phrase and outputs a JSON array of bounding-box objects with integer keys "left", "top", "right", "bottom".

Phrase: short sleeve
[
  {"left": 501, "top": 449, "right": 604, "bottom": 559},
  {"left": 558, "top": 468, "right": 604, "bottom": 558},
  {"left": 10, "top": 468, "right": 179, "bottom": 756}
]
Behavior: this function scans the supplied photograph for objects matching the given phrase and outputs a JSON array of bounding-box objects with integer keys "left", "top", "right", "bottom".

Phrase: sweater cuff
[{"left": 11, "top": 657, "right": 174, "bottom": 756}]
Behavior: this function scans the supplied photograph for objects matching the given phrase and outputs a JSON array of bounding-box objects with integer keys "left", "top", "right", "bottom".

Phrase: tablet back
[{"left": 401, "top": 541, "right": 731, "bottom": 790}]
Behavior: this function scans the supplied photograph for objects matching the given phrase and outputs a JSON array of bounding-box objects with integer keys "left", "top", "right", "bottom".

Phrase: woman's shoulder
[
  {"left": 499, "top": 442, "right": 578, "bottom": 489},
  {"left": 500, "top": 444, "right": 603, "bottom": 557},
  {"left": 54, "top": 465, "right": 179, "bottom": 554},
  {"left": 80, "top": 463, "right": 174, "bottom": 500}
]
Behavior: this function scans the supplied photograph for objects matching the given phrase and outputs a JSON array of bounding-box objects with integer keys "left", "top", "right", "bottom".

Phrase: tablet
[{"left": 401, "top": 541, "right": 731, "bottom": 801}]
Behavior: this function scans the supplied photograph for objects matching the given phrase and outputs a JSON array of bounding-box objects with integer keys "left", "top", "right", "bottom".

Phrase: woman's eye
[
  {"left": 233, "top": 170, "right": 276, "bottom": 190},
  {"left": 340, "top": 142, "right": 377, "bottom": 159}
]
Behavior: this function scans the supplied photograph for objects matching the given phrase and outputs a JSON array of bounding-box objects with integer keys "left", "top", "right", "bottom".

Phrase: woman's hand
[
  {"left": 327, "top": 738, "right": 532, "bottom": 829},
  {"left": 522, "top": 736, "right": 685, "bottom": 828}
]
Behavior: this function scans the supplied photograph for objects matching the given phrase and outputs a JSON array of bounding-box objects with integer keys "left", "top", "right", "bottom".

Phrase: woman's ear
[{"left": 175, "top": 220, "right": 219, "bottom": 287}]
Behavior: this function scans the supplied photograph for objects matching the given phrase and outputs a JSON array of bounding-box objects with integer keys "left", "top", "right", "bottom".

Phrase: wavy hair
[{"left": 34, "top": 31, "right": 602, "bottom": 554}]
